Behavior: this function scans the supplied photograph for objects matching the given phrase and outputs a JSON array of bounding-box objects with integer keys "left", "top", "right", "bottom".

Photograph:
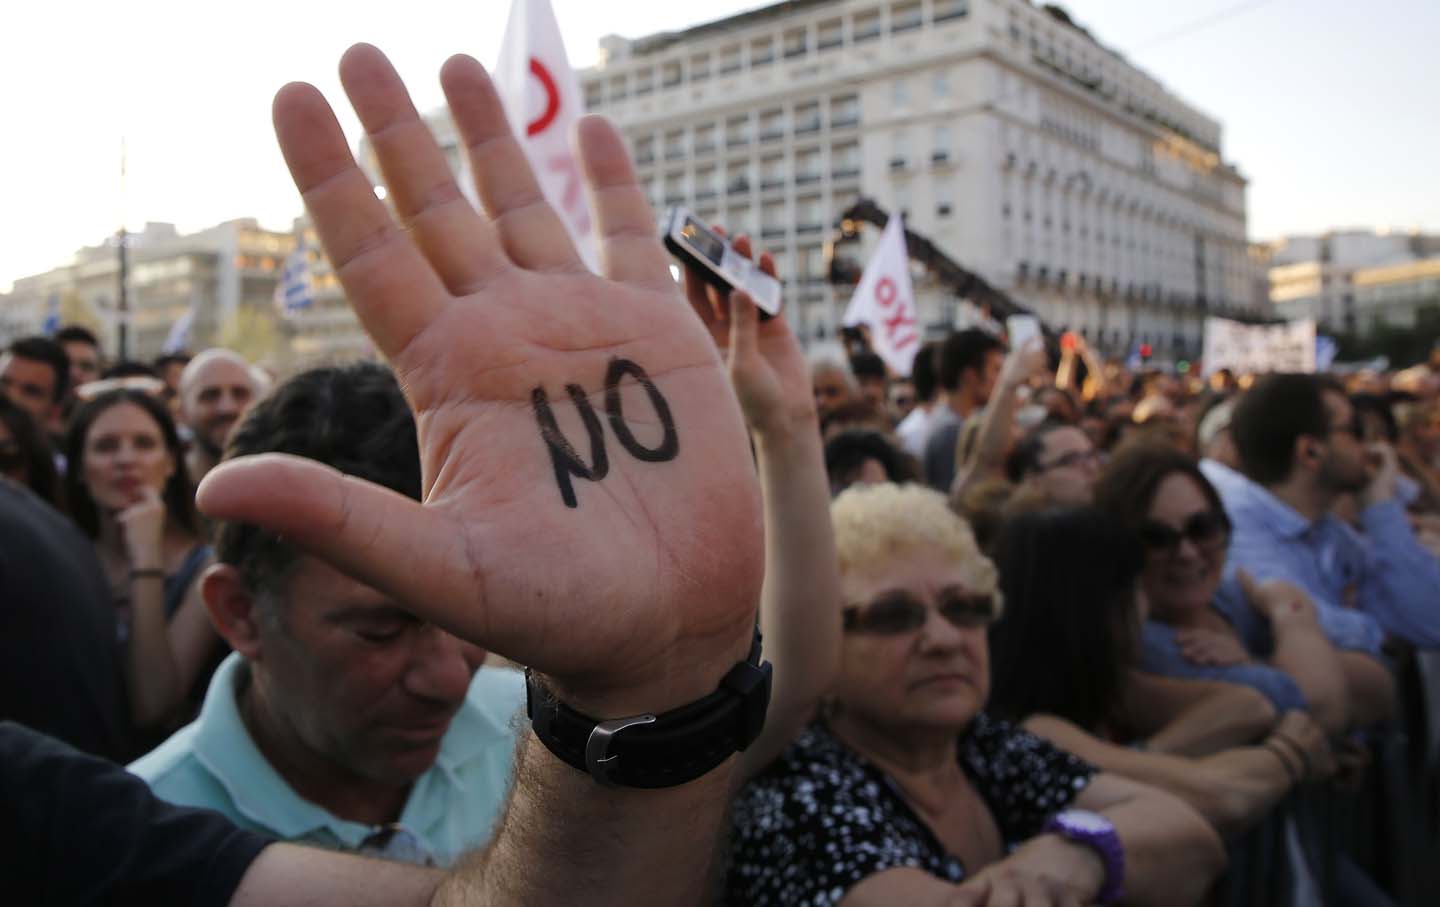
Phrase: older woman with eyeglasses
[
  {"left": 1093, "top": 443, "right": 1395, "bottom": 737},
  {"left": 725, "top": 483, "right": 1224, "bottom": 907}
]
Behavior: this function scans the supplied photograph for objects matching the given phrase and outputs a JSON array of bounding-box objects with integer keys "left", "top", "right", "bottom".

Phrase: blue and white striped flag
[
  {"left": 273, "top": 246, "right": 314, "bottom": 318},
  {"left": 40, "top": 292, "right": 60, "bottom": 336},
  {"left": 162, "top": 306, "right": 195, "bottom": 355}
]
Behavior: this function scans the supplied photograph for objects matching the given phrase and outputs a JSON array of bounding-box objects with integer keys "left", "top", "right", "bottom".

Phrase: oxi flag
[
  {"left": 843, "top": 214, "right": 921, "bottom": 376},
  {"left": 489, "top": 0, "right": 599, "bottom": 271}
]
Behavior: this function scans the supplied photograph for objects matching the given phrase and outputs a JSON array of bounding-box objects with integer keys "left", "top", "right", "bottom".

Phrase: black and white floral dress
[{"left": 725, "top": 712, "right": 1095, "bottom": 906}]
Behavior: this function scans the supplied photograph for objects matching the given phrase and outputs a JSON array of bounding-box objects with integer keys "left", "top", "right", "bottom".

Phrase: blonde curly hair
[{"left": 831, "top": 483, "right": 1002, "bottom": 610}]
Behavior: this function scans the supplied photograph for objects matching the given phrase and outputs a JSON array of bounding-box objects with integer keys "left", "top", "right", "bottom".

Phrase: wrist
[
  {"left": 749, "top": 406, "right": 819, "bottom": 446},
  {"left": 1024, "top": 833, "right": 1107, "bottom": 899}
]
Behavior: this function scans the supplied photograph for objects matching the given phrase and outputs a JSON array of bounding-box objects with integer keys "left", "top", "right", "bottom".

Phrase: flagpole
[{"left": 117, "top": 137, "right": 130, "bottom": 362}]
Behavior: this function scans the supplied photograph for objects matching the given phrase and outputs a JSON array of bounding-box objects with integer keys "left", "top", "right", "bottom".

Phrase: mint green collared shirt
[{"left": 129, "top": 652, "right": 523, "bottom": 868}]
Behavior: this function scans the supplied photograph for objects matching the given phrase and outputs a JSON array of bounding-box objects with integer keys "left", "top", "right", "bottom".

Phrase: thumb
[
  {"left": 727, "top": 290, "right": 760, "bottom": 363},
  {"left": 197, "top": 454, "right": 491, "bottom": 646}
]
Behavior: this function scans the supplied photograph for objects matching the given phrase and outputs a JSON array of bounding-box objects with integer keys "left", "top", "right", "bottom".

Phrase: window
[
  {"left": 726, "top": 161, "right": 750, "bottom": 194},
  {"left": 663, "top": 173, "right": 685, "bottom": 204},
  {"left": 819, "top": 18, "right": 843, "bottom": 49},
  {"left": 726, "top": 114, "right": 750, "bottom": 147},
  {"left": 932, "top": 125, "right": 951, "bottom": 164},
  {"left": 893, "top": 78, "right": 909, "bottom": 107},
  {"left": 796, "top": 195, "right": 823, "bottom": 232},
  {"left": 607, "top": 75, "right": 627, "bottom": 102},
  {"left": 761, "top": 154, "right": 786, "bottom": 189},
  {"left": 664, "top": 129, "right": 686, "bottom": 160},
  {"left": 832, "top": 141, "right": 861, "bottom": 178},
  {"left": 890, "top": 130, "right": 910, "bottom": 169},
  {"left": 584, "top": 81, "right": 603, "bottom": 109},
  {"left": 634, "top": 68, "right": 655, "bottom": 96},
  {"left": 694, "top": 123, "right": 717, "bottom": 154},
  {"left": 634, "top": 135, "right": 655, "bottom": 165},
  {"left": 795, "top": 147, "right": 821, "bottom": 183},
  {"left": 933, "top": 69, "right": 950, "bottom": 99},
  {"left": 661, "top": 61, "right": 682, "bottom": 88},
  {"left": 759, "top": 108, "right": 785, "bottom": 142},
  {"left": 854, "top": 9, "right": 881, "bottom": 42},
  {"left": 695, "top": 166, "right": 717, "bottom": 198},
  {"left": 783, "top": 28, "right": 808, "bottom": 59},
  {"left": 719, "top": 45, "right": 741, "bottom": 74},
  {"left": 690, "top": 53, "right": 711, "bottom": 82},
  {"left": 750, "top": 37, "right": 774, "bottom": 66},
  {"left": 934, "top": 0, "right": 968, "bottom": 22},
  {"left": 892, "top": 1, "right": 923, "bottom": 33},
  {"left": 761, "top": 201, "right": 786, "bottom": 238},
  {"left": 795, "top": 101, "right": 821, "bottom": 133},
  {"left": 832, "top": 93, "right": 860, "bottom": 127}
]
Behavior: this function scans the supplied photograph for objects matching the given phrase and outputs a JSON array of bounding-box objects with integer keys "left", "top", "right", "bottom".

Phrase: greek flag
[
  {"left": 162, "top": 306, "right": 195, "bottom": 355},
  {"left": 40, "top": 293, "right": 60, "bottom": 336},
  {"left": 273, "top": 246, "right": 314, "bottom": 318}
]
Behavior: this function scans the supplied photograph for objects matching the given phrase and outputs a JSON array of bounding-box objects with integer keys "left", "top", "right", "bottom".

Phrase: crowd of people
[{"left": 3, "top": 41, "right": 1440, "bottom": 906}]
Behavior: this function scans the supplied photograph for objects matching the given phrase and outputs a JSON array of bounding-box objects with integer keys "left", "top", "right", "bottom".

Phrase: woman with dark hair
[
  {"left": 0, "top": 394, "right": 59, "bottom": 505},
  {"left": 64, "top": 388, "right": 218, "bottom": 733},
  {"left": 1092, "top": 443, "right": 1394, "bottom": 737},
  {"left": 989, "top": 506, "right": 1333, "bottom": 835}
]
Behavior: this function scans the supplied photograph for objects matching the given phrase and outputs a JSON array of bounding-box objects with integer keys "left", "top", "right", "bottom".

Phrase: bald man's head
[{"left": 180, "top": 349, "right": 258, "bottom": 456}]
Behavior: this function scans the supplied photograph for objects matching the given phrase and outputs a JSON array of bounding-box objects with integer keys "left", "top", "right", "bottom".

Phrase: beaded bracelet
[{"left": 1262, "top": 739, "right": 1302, "bottom": 785}]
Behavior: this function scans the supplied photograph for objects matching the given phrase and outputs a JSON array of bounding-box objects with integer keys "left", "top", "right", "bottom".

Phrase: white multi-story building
[
  {"left": 0, "top": 220, "right": 295, "bottom": 362},
  {"left": 1264, "top": 229, "right": 1440, "bottom": 335},
  {"left": 579, "top": 0, "right": 1261, "bottom": 357}
]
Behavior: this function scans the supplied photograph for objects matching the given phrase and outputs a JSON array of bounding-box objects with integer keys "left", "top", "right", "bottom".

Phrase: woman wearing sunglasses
[
  {"left": 64, "top": 388, "right": 221, "bottom": 739},
  {"left": 1093, "top": 443, "right": 1393, "bottom": 738},
  {"left": 988, "top": 506, "right": 1334, "bottom": 837},
  {"left": 726, "top": 483, "right": 1224, "bottom": 907}
]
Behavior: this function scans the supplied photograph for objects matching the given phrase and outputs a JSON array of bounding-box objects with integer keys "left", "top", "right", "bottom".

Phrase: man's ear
[
  {"left": 201, "top": 563, "right": 265, "bottom": 660},
  {"left": 1294, "top": 434, "right": 1324, "bottom": 475}
]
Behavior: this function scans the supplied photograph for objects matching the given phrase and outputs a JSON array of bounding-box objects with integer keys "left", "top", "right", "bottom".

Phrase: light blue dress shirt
[
  {"left": 130, "top": 653, "right": 524, "bottom": 867},
  {"left": 1213, "top": 471, "right": 1440, "bottom": 649}
]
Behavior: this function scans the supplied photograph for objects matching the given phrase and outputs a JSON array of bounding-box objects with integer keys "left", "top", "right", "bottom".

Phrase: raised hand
[
  {"left": 682, "top": 230, "right": 813, "bottom": 437},
  {"left": 1237, "top": 570, "right": 1317, "bottom": 625},
  {"left": 118, "top": 487, "right": 166, "bottom": 571},
  {"left": 196, "top": 44, "right": 763, "bottom": 713}
]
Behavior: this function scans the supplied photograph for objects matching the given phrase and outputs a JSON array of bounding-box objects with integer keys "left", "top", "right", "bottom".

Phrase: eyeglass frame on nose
[
  {"left": 842, "top": 587, "right": 1001, "bottom": 636},
  {"left": 1037, "top": 447, "right": 1100, "bottom": 473},
  {"left": 1135, "top": 509, "right": 1231, "bottom": 558}
]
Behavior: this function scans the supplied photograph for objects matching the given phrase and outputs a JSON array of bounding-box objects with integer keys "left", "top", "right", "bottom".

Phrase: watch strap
[
  {"left": 1043, "top": 809, "right": 1126, "bottom": 905},
  {"left": 526, "top": 629, "right": 772, "bottom": 789}
]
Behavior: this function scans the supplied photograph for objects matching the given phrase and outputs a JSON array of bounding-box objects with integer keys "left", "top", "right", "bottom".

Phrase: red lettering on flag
[
  {"left": 527, "top": 58, "right": 562, "bottom": 137},
  {"left": 876, "top": 277, "right": 897, "bottom": 308}
]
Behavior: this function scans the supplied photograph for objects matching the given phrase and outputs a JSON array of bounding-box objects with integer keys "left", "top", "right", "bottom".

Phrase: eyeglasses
[
  {"left": 1038, "top": 448, "right": 1099, "bottom": 472},
  {"left": 1136, "top": 510, "right": 1230, "bottom": 557},
  {"left": 843, "top": 587, "right": 999, "bottom": 635}
]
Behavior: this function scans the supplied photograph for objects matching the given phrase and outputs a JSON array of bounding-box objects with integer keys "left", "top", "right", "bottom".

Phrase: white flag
[
  {"left": 162, "top": 306, "right": 195, "bottom": 355},
  {"left": 491, "top": 0, "right": 598, "bottom": 271},
  {"left": 843, "top": 215, "right": 921, "bottom": 376}
]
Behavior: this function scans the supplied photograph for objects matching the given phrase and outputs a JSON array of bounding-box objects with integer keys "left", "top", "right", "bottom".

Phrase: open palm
[{"left": 198, "top": 45, "right": 763, "bottom": 705}]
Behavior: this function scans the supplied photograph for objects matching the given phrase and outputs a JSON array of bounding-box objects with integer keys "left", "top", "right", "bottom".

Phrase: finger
[
  {"left": 338, "top": 44, "right": 509, "bottom": 294},
  {"left": 727, "top": 289, "right": 760, "bottom": 364},
  {"left": 575, "top": 115, "right": 672, "bottom": 288},
  {"left": 683, "top": 266, "right": 722, "bottom": 332},
  {"left": 440, "top": 54, "right": 584, "bottom": 273},
  {"left": 947, "top": 879, "right": 990, "bottom": 907},
  {"left": 986, "top": 880, "right": 1023, "bottom": 907},
  {"left": 197, "top": 455, "right": 486, "bottom": 644},
  {"left": 273, "top": 80, "right": 449, "bottom": 358}
]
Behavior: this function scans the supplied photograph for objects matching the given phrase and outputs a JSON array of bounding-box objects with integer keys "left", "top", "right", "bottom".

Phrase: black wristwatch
[{"left": 525, "top": 628, "right": 772, "bottom": 788}]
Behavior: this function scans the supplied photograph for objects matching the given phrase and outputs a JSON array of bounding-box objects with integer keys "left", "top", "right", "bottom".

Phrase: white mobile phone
[
  {"left": 1006, "top": 314, "right": 1041, "bottom": 348},
  {"left": 662, "top": 207, "right": 782, "bottom": 318}
]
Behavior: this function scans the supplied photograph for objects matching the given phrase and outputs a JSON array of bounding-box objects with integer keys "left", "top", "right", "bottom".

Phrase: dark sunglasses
[
  {"left": 1136, "top": 510, "right": 1230, "bottom": 556},
  {"left": 843, "top": 587, "right": 999, "bottom": 635}
]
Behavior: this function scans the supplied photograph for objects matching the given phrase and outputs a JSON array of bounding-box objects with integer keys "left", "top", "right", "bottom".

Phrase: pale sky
[{"left": 3, "top": 0, "right": 1436, "bottom": 292}]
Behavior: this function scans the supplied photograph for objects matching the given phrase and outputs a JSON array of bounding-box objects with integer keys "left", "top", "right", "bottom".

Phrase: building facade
[
  {"left": 0, "top": 220, "right": 295, "bottom": 362},
  {"left": 579, "top": 0, "right": 1261, "bottom": 357},
  {"left": 1265, "top": 229, "right": 1440, "bottom": 336}
]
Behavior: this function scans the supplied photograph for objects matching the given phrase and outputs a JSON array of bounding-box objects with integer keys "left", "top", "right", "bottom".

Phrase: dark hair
[
  {"left": 1349, "top": 393, "right": 1398, "bottom": 443},
  {"left": 64, "top": 389, "right": 198, "bottom": 539},
  {"left": 848, "top": 351, "right": 886, "bottom": 382},
  {"left": 988, "top": 506, "right": 1145, "bottom": 731},
  {"left": 101, "top": 362, "right": 161, "bottom": 380},
  {"left": 937, "top": 329, "right": 1005, "bottom": 393},
  {"left": 55, "top": 325, "right": 100, "bottom": 349},
  {"left": 216, "top": 363, "right": 420, "bottom": 595},
  {"left": 154, "top": 353, "right": 192, "bottom": 372},
  {"left": 0, "top": 394, "right": 59, "bottom": 504},
  {"left": 1230, "top": 373, "right": 1344, "bottom": 485},
  {"left": 1033, "top": 387, "right": 1078, "bottom": 424},
  {"left": 911, "top": 341, "right": 941, "bottom": 404},
  {"left": 823, "top": 429, "right": 917, "bottom": 495},
  {"left": 1092, "top": 442, "right": 1225, "bottom": 534},
  {"left": 1004, "top": 420, "right": 1071, "bottom": 482},
  {"left": 6, "top": 336, "right": 70, "bottom": 403}
]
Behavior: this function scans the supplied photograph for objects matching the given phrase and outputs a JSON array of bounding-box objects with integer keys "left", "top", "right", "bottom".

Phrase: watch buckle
[{"left": 584, "top": 713, "right": 657, "bottom": 787}]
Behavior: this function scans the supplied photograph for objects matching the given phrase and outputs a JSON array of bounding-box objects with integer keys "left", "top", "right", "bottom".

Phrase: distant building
[
  {"left": 0, "top": 220, "right": 295, "bottom": 362},
  {"left": 1262, "top": 229, "right": 1440, "bottom": 335}
]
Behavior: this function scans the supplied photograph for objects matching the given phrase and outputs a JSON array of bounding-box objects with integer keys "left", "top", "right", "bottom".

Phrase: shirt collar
[
  {"left": 1235, "top": 478, "right": 1314, "bottom": 541},
  {"left": 190, "top": 653, "right": 508, "bottom": 847}
]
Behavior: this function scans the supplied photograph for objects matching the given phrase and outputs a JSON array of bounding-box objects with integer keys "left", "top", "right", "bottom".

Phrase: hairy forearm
[
  {"left": 740, "top": 420, "right": 841, "bottom": 779},
  {"left": 436, "top": 734, "right": 736, "bottom": 906},
  {"left": 949, "top": 384, "right": 1020, "bottom": 501},
  {"left": 1267, "top": 613, "right": 1349, "bottom": 734}
]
